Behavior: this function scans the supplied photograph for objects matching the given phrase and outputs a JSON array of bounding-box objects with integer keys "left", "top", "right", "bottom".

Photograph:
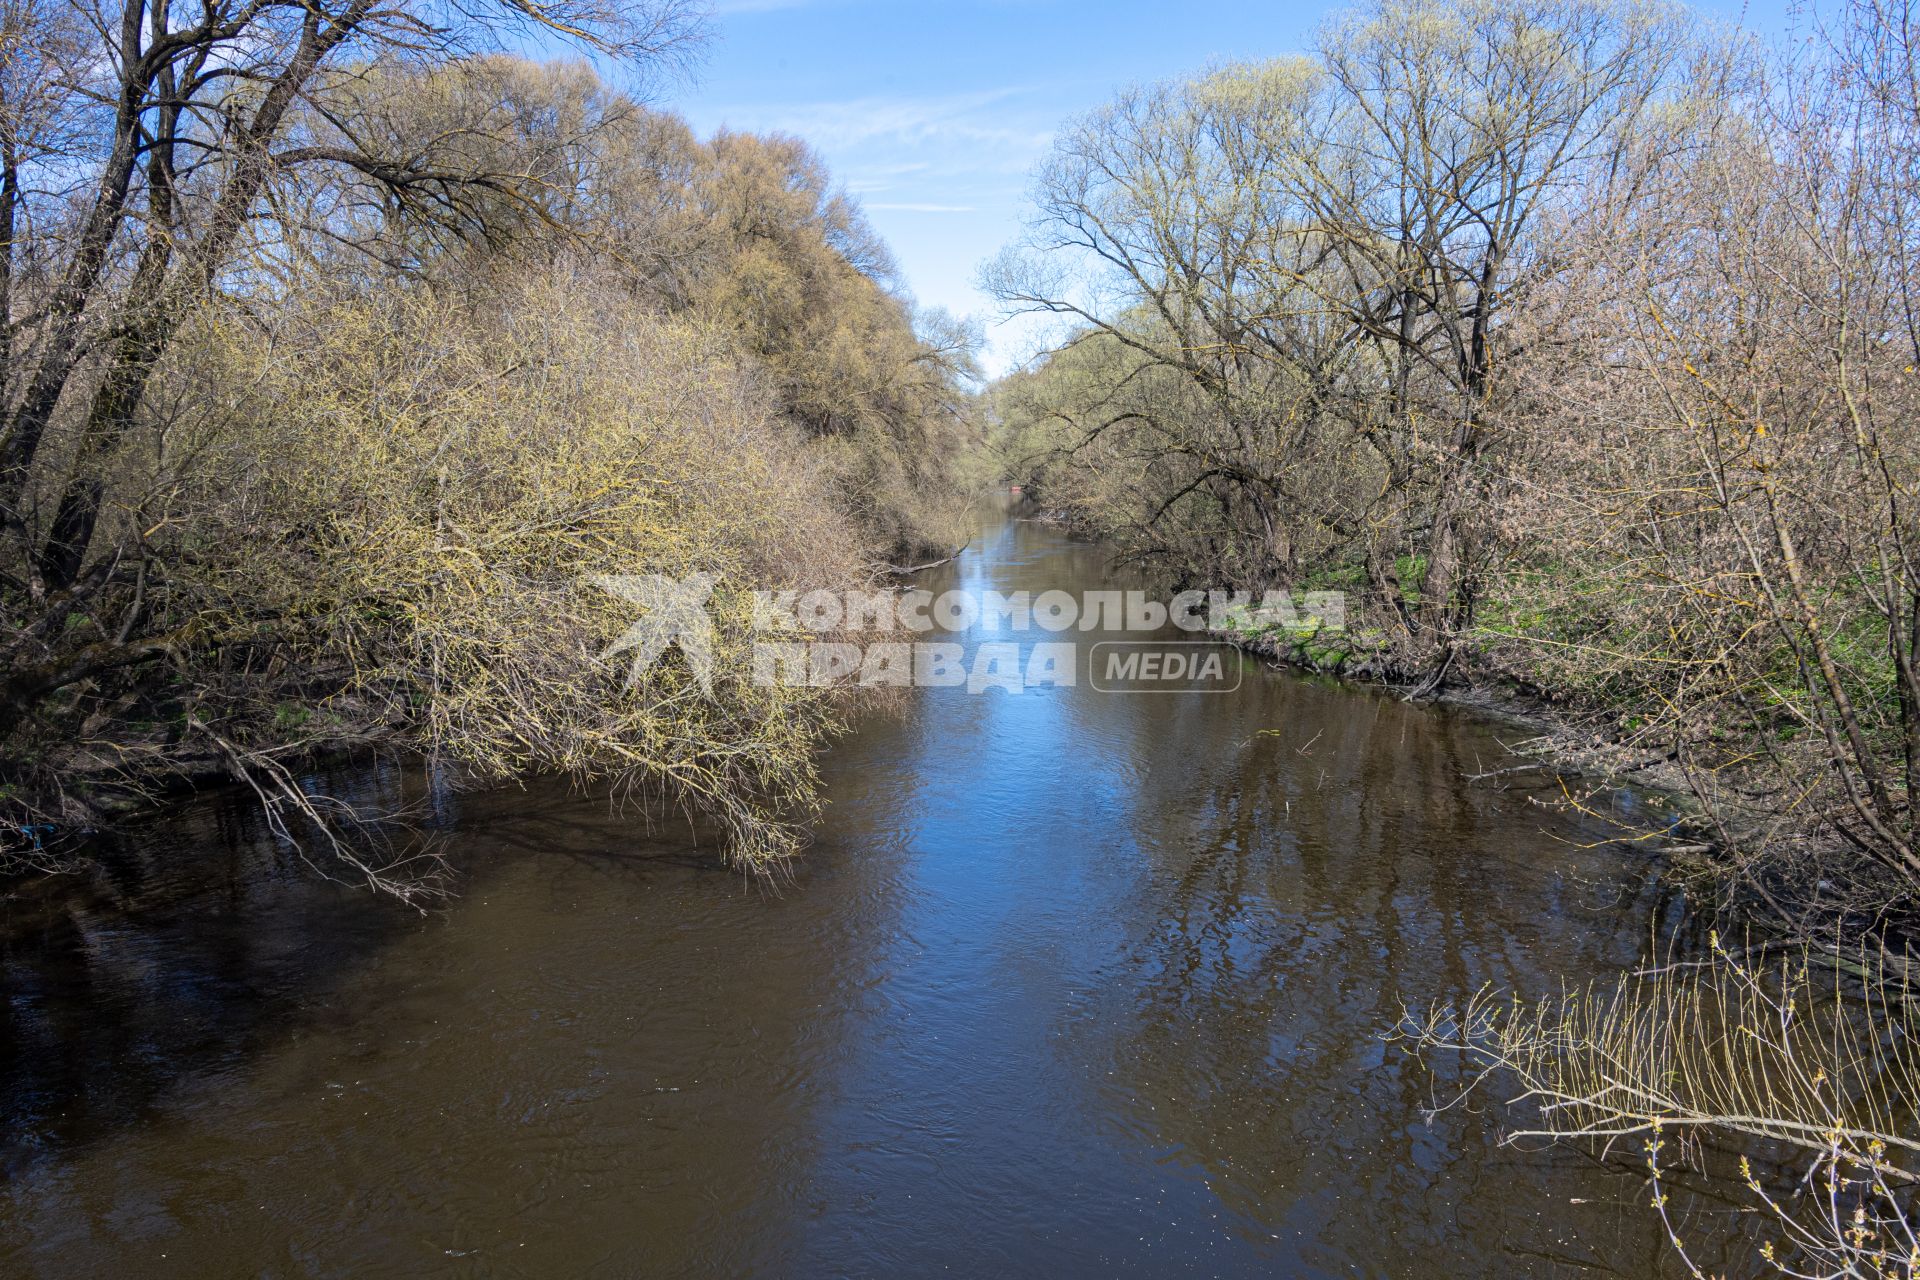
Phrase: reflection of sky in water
[{"left": 0, "top": 502, "right": 1701, "bottom": 1278}]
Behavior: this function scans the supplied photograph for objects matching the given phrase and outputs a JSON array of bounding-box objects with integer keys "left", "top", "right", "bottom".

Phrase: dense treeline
[
  {"left": 0, "top": 1, "right": 976, "bottom": 891},
  {"left": 988, "top": 0, "right": 1920, "bottom": 950}
]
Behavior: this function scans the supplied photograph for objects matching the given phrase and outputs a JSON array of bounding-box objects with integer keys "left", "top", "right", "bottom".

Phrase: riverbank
[
  {"left": 1205, "top": 603, "right": 1919, "bottom": 958},
  {"left": 1207, "top": 605, "right": 1601, "bottom": 758},
  {"left": 1007, "top": 485, "right": 1708, "bottom": 848},
  {"left": 1206, "top": 603, "right": 1725, "bottom": 849}
]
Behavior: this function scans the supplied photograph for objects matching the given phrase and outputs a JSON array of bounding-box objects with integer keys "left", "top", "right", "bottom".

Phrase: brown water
[{"left": 0, "top": 505, "right": 1709, "bottom": 1277}]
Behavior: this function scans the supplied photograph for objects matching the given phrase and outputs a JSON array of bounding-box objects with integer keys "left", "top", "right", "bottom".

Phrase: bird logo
[{"left": 588, "top": 572, "right": 718, "bottom": 695}]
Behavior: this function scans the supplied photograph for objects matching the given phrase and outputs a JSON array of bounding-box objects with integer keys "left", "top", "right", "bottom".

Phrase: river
[{"left": 0, "top": 502, "right": 1701, "bottom": 1277}]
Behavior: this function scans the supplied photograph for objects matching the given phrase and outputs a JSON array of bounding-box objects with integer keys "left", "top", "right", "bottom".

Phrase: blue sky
[{"left": 667, "top": 0, "right": 1800, "bottom": 377}]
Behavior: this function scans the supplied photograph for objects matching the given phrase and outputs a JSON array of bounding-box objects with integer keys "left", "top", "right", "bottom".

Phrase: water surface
[{"left": 0, "top": 505, "right": 1699, "bottom": 1276}]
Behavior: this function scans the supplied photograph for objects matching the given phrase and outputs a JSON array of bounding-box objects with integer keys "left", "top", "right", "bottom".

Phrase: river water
[{"left": 0, "top": 503, "right": 1703, "bottom": 1277}]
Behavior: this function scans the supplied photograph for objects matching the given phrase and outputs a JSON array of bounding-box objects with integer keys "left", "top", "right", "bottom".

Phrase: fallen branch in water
[
  {"left": 191, "top": 717, "right": 449, "bottom": 908},
  {"left": 887, "top": 542, "right": 969, "bottom": 575}
]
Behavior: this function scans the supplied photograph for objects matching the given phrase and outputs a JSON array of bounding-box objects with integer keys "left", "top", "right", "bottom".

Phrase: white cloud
[{"left": 706, "top": 87, "right": 1053, "bottom": 161}]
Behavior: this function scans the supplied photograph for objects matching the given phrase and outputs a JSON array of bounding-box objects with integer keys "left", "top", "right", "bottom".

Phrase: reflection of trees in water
[
  {"left": 0, "top": 774, "right": 420, "bottom": 1171},
  {"left": 1069, "top": 678, "right": 1680, "bottom": 1273},
  {"left": 0, "top": 739, "right": 920, "bottom": 1275}
]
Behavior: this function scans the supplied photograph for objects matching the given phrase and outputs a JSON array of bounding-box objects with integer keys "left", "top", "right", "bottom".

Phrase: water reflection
[{"left": 0, "top": 502, "right": 1694, "bottom": 1277}]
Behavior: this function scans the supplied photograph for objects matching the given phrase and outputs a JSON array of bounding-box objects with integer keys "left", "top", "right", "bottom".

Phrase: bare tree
[
  {"left": 0, "top": 0, "right": 702, "bottom": 593},
  {"left": 988, "top": 0, "right": 1688, "bottom": 664}
]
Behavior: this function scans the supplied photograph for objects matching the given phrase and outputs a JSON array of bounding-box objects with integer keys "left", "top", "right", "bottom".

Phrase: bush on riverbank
[
  {"left": 175, "top": 273, "right": 871, "bottom": 887},
  {"left": 0, "top": 26, "right": 978, "bottom": 889}
]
